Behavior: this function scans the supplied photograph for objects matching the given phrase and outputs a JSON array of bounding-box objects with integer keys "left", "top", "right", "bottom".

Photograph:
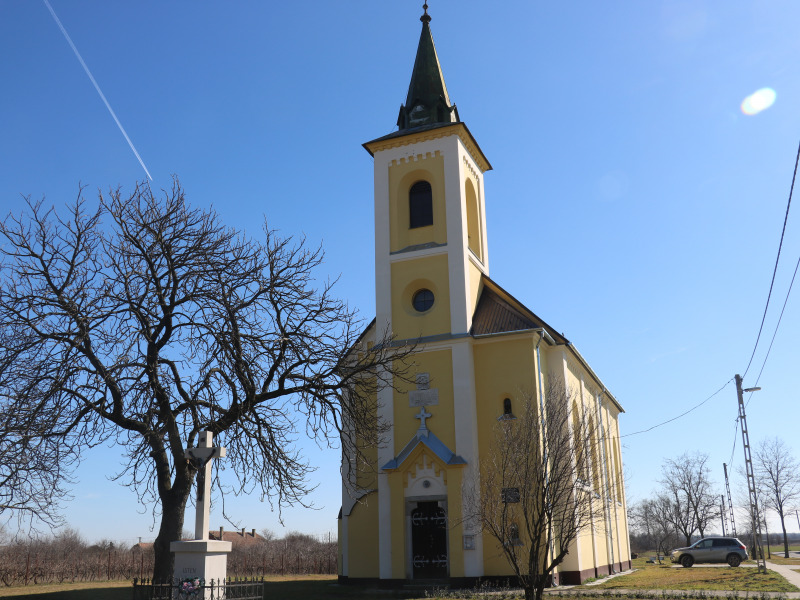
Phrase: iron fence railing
[{"left": 132, "top": 577, "right": 265, "bottom": 600}]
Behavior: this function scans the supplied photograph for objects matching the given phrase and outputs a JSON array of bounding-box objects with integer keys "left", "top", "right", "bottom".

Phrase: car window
[
  {"left": 712, "top": 539, "right": 730, "bottom": 547},
  {"left": 695, "top": 539, "right": 712, "bottom": 548}
]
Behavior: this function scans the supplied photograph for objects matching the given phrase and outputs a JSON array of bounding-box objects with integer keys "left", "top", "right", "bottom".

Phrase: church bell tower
[
  {"left": 360, "top": 2, "right": 493, "bottom": 580},
  {"left": 364, "top": 3, "right": 492, "bottom": 345}
]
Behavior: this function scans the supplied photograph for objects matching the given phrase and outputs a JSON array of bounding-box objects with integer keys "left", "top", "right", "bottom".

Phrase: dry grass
[
  {"left": 584, "top": 562, "right": 798, "bottom": 593},
  {"left": 0, "top": 580, "right": 130, "bottom": 599},
  {"left": 0, "top": 576, "right": 433, "bottom": 600}
]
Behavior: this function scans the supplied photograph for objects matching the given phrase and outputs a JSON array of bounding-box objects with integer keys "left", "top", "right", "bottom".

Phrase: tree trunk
[
  {"left": 152, "top": 487, "right": 190, "bottom": 581},
  {"left": 524, "top": 586, "right": 535, "bottom": 600},
  {"left": 779, "top": 512, "right": 789, "bottom": 559}
]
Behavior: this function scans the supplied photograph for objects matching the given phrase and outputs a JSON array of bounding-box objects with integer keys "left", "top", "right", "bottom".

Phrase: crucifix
[
  {"left": 185, "top": 431, "right": 226, "bottom": 541},
  {"left": 415, "top": 405, "right": 432, "bottom": 438}
]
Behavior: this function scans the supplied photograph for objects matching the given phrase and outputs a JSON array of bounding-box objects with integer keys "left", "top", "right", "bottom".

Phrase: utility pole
[
  {"left": 723, "top": 463, "right": 737, "bottom": 536},
  {"left": 735, "top": 374, "right": 766, "bottom": 574},
  {"left": 720, "top": 494, "right": 727, "bottom": 536}
]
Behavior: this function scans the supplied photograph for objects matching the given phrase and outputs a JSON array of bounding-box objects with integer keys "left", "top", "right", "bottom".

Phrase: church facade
[{"left": 338, "top": 7, "right": 631, "bottom": 585}]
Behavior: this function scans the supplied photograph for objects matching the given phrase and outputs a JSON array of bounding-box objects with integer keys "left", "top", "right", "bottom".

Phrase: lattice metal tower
[
  {"left": 735, "top": 374, "right": 766, "bottom": 574},
  {"left": 723, "top": 463, "right": 737, "bottom": 537}
]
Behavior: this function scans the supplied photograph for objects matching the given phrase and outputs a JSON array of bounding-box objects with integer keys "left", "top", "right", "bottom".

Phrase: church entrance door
[{"left": 410, "top": 501, "right": 448, "bottom": 579}]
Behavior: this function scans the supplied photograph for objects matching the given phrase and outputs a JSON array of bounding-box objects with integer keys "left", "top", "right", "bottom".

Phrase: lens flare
[{"left": 741, "top": 88, "right": 777, "bottom": 116}]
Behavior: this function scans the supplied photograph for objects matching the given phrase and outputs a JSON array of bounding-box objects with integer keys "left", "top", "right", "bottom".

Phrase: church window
[
  {"left": 409, "top": 181, "right": 433, "bottom": 228},
  {"left": 497, "top": 397, "right": 516, "bottom": 421},
  {"left": 412, "top": 289, "right": 434, "bottom": 312},
  {"left": 465, "top": 178, "right": 482, "bottom": 258},
  {"left": 503, "top": 398, "right": 512, "bottom": 415},
  {"left": 507, "top": 523, "right": 522, "bottom": 546}
]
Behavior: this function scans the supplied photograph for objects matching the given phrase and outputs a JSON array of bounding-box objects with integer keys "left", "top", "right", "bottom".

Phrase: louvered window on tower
[{"left": 409, "top": 181, "right": 433, "bottom": 228}]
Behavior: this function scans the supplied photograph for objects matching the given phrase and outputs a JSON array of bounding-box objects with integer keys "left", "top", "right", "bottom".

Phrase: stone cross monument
[{"left": 170, "top": 431, "right": 232, "bottom": 591}]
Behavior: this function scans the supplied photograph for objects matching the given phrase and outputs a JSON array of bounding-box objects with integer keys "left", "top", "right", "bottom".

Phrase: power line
[
  {"left": 742, "top": 138, "right": 800, "bottom": 380},
  {"left": 746, "top": 249, "right": 800, "bottom": 410},
  {"left": 620, "top": 378, "right": 733, "bottom": 438},
  {"left": 728, "top": 415, "right": 739, "bottom": 468}
]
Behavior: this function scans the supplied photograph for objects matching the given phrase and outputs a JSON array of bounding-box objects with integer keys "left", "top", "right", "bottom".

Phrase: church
[{"left": 338, "top": 5, "right": 631, "bottom": 585}]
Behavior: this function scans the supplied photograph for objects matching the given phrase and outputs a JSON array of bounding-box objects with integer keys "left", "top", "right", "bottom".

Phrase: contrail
[{"left": 43, "top": 0, "right": 153, "bottom": 181}]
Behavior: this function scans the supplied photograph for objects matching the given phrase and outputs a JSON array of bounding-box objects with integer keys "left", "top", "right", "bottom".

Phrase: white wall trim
[{"left": 452, "top": 339, "right": 483, "bottom": 576}]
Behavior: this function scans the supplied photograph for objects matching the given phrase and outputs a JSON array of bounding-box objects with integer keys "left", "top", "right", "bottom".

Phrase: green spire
[{"left": 397, "top": 3, "right": 459, "bottom": 130}]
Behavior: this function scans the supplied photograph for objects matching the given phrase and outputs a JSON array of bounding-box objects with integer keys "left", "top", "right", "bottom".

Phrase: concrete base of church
[
  {"left": 339, "top": 561, "right": 632, "bottom": 589},
  {"left": 559, "top": 560, "right": 633, "bottom": 585},
  {"left": 171, "top": 539, "right": 232, "bottom": 592}
]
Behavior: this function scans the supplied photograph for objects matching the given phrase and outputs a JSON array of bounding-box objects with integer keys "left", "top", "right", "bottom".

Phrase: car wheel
[
  {"left": 681, "top": 555, "right": 694, "bottom": 568},
  {"left": 727, "top": 554, "right": 741, "bottom": 567}
]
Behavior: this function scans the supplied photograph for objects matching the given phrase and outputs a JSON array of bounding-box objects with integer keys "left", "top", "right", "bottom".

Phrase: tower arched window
[{"left": 409, "top": 181, "right": 433, "bottom": 228}]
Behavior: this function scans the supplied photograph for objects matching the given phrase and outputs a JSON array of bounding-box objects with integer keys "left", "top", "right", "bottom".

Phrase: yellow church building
[{"left": 338, "top": 5, "right": 631, "bottom": 586}]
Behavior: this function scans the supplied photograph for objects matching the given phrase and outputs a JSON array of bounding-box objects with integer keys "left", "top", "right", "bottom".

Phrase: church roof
[
  {"left": 471, "top": 275, "right": 569, "bottom": 345},
  {"left": 381, "top": 422, "right": 466, "bottom": 471},
  {"left": 471, "top": 276, "right": 624, "bottom": 412},
  {"left": 396, "top": 4, "right": 459, "bottom": 131}
]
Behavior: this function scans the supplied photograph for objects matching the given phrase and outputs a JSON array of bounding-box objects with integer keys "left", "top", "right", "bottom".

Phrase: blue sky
[{"left": 2, "top": 1, "right": 799, "bottom": 545}]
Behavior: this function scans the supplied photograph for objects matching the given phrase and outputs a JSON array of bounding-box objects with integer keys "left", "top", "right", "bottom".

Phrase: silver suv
[{"left": 670, "top": 537, "right": 748, "bottom": 567}]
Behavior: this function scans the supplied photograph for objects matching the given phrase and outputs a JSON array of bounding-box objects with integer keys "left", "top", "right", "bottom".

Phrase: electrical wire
[
  {"left": 742, "top": 138, "right": 800, "bottom": 380},
  {"left": 745, "top": 250, "right": 800, "bottom": 410},
  {"left": 620, "top": 378, "right": 733, "bottom": 438},
  {"left": 728, "top": 417, "right": 740, "bottom": 469}
]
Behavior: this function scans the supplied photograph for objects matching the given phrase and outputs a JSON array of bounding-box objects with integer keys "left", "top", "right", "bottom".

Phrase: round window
[{"left": 412, "top": 289, "right": 435, "bottom": 312}]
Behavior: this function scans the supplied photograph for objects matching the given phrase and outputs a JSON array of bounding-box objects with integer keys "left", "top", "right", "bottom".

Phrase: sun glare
[{"left": 741, "top": 87, "right": 777, "bottom": 116}]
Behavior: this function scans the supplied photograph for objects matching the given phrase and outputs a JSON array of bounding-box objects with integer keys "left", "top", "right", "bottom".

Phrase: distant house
[
  {"left": 209, "top": 527, "right": 265, "bottom": 548},
  {"left": 130, "top": 541, "right": 153, "bottom": 553}
]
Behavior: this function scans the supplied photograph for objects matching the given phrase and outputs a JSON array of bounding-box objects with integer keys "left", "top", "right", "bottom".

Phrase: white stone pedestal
[{"left": 171, "top": 539, "right": 232, "bottom": 594}]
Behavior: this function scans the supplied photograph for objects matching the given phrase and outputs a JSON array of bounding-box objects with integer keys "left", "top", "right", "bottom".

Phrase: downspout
[
  {"left": 596, "top": 390, "right": 616, "bottom": 573},
  {"left": 535, "top": 329, "right": 558, "bottom": 586},
  {"left": 581, "top": 393, "right": 600, "bottom": 575},
  {"left": 606, "top": 396, "right": 622, "bottom": 562}
]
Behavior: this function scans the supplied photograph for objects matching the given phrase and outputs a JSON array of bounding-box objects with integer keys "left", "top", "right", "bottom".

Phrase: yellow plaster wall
[
  {"left": 473, "top": 335, "right": 539, "bottom": 575},
  {"left": 393, "top": 349, "right": 455, "bottom": 454},
  {"left": 388, "top": 153, "right": 447, "bottom": 253},
  {"left": 355, "top": 387, "right": 379, "bottom": 490},
  {"left": 446, "top": 468, "right": 465, "bottom": 577},
  {"left": 391, "top": 254, "right": 451, "bottom": 340},
  {"left": 337, "top": 518, "right": 343, "bottom": 576},
  {"left": 474, "top": 337, "right": 537, "bottom": 454},
  {"left": 346, "top": 494, "right": 380, "bottom": 578},
  {"left": 389, "top": 472, "right": 406, "bottom": 578}
]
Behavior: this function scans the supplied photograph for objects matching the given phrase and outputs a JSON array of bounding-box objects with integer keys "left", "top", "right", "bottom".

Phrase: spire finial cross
[{"left": 421, "top": 2, "right": 431, "bottom": 23}]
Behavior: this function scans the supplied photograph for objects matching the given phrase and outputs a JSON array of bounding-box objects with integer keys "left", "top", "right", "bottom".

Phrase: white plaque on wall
[{"left": 409, "top": 388, "right": 439, "bottom": 407}]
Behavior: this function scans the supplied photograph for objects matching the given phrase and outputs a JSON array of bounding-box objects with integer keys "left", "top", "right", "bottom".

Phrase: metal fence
[{"left": 132, "top": 577, "right": 265, "bottom": 600}]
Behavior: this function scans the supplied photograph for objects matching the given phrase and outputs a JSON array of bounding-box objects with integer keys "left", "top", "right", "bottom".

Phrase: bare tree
[
  {"left": 754, "top": 437, "right": 800, "bottom": 558},
  {"left": 464, "top": 376, "right": 600, "bottom": 600},
  {"left": 629, "top": 496, "right": 678, "bottom": 562},
  {"left": 0, "top": 180, "right": 414, "bottom": 580},
  {"left": 0, "top": 379, "right": 74, "bottom": 530},
  {"left": 660, "top": 452, "right": 718, "bottom": 545}
]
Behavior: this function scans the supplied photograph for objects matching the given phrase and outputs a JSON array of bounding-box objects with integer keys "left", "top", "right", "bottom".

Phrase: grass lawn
[
  {"left": 0, "top": 580, "right": 131, "bottom": 599},
  {"left": 584, "top": 561, "right": 798, "bottom": 593},
  {"left": 0, "top": 576, "right": 439, "bottom": 600},
  {"left": 765, "top": 556, "right": 800, "bottom": 566}
]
